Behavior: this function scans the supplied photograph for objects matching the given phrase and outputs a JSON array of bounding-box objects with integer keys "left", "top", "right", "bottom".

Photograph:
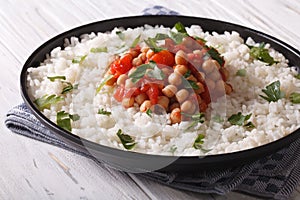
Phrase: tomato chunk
[
  {"left": 149, "top": 50, "right": 175, "bottom": 67},
  {"left": 146, "top": 84, "right": 160, "bottom": 104},
  {"left": 110, "top": 54, "right": 133, "bottom": 75}
]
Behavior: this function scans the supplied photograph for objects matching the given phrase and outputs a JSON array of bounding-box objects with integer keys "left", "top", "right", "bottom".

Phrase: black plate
[{"left": 21, "top": 15, "right": 300, "bottom": 173}]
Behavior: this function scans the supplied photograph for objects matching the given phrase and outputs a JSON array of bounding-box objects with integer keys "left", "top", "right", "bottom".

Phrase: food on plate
[{"left": 27, "top": 22, "right": 300, "bottom": 155}]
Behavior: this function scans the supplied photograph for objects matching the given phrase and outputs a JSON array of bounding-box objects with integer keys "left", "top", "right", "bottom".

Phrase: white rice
[{"left": 27, "top": 25, "right": 300, "bottom": 156}]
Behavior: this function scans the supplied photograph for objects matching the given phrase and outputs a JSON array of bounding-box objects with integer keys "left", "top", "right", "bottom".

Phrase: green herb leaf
[
  {"left": 98, "top": 108, "right": 111, "bottom": 116},
  {"left": 249, "top": 43, "right": 279, "bottom": 65},
  {"left": 169, "top": 145, "right": 177, "bottom": 154},
  {"left": 96, "top": 74, "right": 114, "bottom": 94},
  {"left": 61, "top": 82, "right": 77, "bottom": 94},
  {"left": 147, "top": 65, "right": 165, "bottom": 80},
  {"left": 129, "top": 61, "right": 157, "bottom": 83},
  {"left": 182, "top": 113, "right": 205, "bottom": 131},
  {"left": 206, "top": 47, "right": 225, "bottom": 66},
  {"left": 56, "top": 111, "right": 80, "bottom": 132},
  {"left": 72, "top": 55, "right": 87, "bottom": 64},
  {"left": 144, "top": 37, "right": 165, "bottom": 52},
  {"left": 260, "top": 80, "right": 285, "bottom": 102},
  {"left": 170, "top": 31, "right": 187, "bottom": 44},
  {"left": 244, "top": 121, "right": 255, "bottom": 130},
  {"left": 146, "top": 108, "right": 152, "bottom": 117},
  {"left": 116, "top": 31, "right": 125, "bottom": 40},
  {"left": 294, "top": 74, "right": 300, "bottom": 80},
  {"left": 47, "top": 76, "right": 66, "bottom": 82},
  {"left": 193, "top": 134, "right": 205, "bottom": 149},
  {"left": 236, "top": 69, "right": 246, "bottom": 77},
  {"left": 90, "top": 47, "right": 108, "bottom": 53},
  {"left": 69, "top": 114, "right": 80, "bottom": 121},
  {"left": 228, "top": 112, "right": 252, "bottom": 126},
  {"left": 228, "top": 112, "right": 255, "bottom": 129},
  {"left": 174, "top": 22, "right": 188, "bottom": 34},
  {"left": 212, "top": 115, "right": 224, "bottom": 123},
  {"left": 116, "top": 129, "right": 136, "bottom": 150},
  {"left": 154, "top": 33, "right": 169, "bottom": 40},
  {"left": 183, "top": 80, "right": 199, "bottom": 90},
  {"left": 194, "top": 36, "right": 207, "bottom": 43},
  {"left": 130, "top": 34, "right": 141, "bottom": 48},
  {"left": 183, "top": 70, "right": 191, "bottom": 78},
  {"left": 290, "top": 92, "right": 300, "bottom": 104},
  {"left": 34, "top": 94, "right": 63, "bottom": 110}
]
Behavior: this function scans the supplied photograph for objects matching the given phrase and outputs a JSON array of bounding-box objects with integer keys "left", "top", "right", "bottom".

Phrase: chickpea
[
  {"left": 194, "top": 82, "right": 205, "bottom": 94},
  {"left": 170, "top": 108, "right": 181, "bottom": 124},
  {"left": 162, "top": 85, "right": 177, "bottom": 98},
  {"left": 146, "top": 49, "right": 154, "bottom": 59},
  {"left": 193, "top": 49, "right": 202, "bottom": 55},
  {"left": 125, "top": 78, "right": 135, "bottom": 89},
  {"left": 174, "top": 64, "right": 188, "bottom": 75},
  {"left": 105, "top": 76, "right": 117, "bottom": 86},
  {"left": 129, "top": 49, "right": 139, "bottom": 58},
  {"left": 132, "top": 57, "right": 142, "bottom": 66},
  {"left": 220, "top": 67, "right": 229, "bottom": 81},
  {"left": 169, "top": 102, "right": 180, "bottom": 111},
  {"left": 140, "top": 100, "right": 151, "bottom": 112},
  {"left": 117, "top": 74, "right": 128, "bottom": 86},
  {"left": 215, "top": 80, "right": 225, "bottom": 94},
  {"left": 181, "top": 100, "right": 196, "bottom": 114},
  {"left": 157, "top": 96, "right": 170, "bottom": 110},
  {"left": 202, "top": 59, "right": 218, "bottom": 74},
  {"left": 186, "top": 75, "right": 197, "bottom": 82},
  {"left": 122, "top": 97, "right": 134, "bottom": 108},
  {"left": 135, "top": 93, "right": 148, "bottom": 105},
  {"left": 127, "top": 67, "right": 136, "bottom": 76},
  {"left": 225, "top": 83, "right": 233, "bottom": 94},
  {"left": 199, "top": 72, "right": 206, "bottom": 80},
  {"left": 208, "top": 70, "right": 221, "bottom": 81},
  {"left": 141, "top": 47, "right": 150, "bottom": 53},
  {"left": 161, "top": 67, "right": 173, "bottom": 77},
  {"left": 205, "top": 78, "right": 215, "bottom": 90},
  {"left": 168, "top": 72, "right": 182, "bottom": 86},
  {"left": 138, "top": 52, "right": 147, "bottom": 62},
  {"left": 175, "top": 50, "right": 188, "bottom": 65},
  {"left": 182, "top": 37, "right": 194, "bottom": 47},
  {"left": 176, "top": 89, "right": 189, "bottom": 103}
]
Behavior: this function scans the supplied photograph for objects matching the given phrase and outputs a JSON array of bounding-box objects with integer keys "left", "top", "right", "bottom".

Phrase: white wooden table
[{"left": 1, "top": 0, "right": 300, "bottom": 199}]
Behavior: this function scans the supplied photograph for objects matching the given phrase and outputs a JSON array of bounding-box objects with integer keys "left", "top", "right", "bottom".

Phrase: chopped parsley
[
  {"left": 90, "top": 47, "right": 108, "bottom": 53},
  {"left": 290, "top": 92, "right": 300, "bottom": 104},
  {"left": 228, "top": 112, "right": 255, "bottom": 130},
  {"left": 144, "top": 37, "right": 165, "bottom": 52},
  {"left": 96, "top": 74, "right": 114, "bottom": 94},
  {"left": 182, "top": 113, "right": 205, "bottom": 131},
  {"left": 34, "top": 94, "right": 63, "bottom": 110},
  {"left": 97, "top": 108, "right": 111, "bottom": 116},
  {"left": 116, "top": 129, "right": 136, "bottom": 150},
  {"left": 129, "top": 61, "right": 164, "bottom": 83},
  {"left": 72, "top": 55, "right": 87, "bottom": 64},
  {"left": 174, "top": 22, "right": 188, "bottom": 34},
  {"left": 295, "top": 74, "right": 300, "bottom": 80},
  {"left": 56, "top": 111, "right": 80, "bottom": 132},
  {"left": 61, "top": 82, "right": 78, "bottom": 94},
  {"left": 47, "top": 76, "right": 66, "bottom": 82},
  {"left": 236, "top": 69, "right": 246, "bottom": 77},
  {"left": 206, "top": 47, "right": 225, "bottom": 67},
  {"left": 130, "top": 34, "right": 141, "bottom": 48},
  {"left": 248, "top": 42, "right": 279, "bottom": 65},
  {"left": 169, "top": 145, "right": 177, "bottom": 154},
  {"left": 260, "top": 80, "right": 285, "bottom": 102},
  {"left": 146, "top": 108, "right": 152, "bottom": 117},
  {"left": 193, "top": 134, "right": 205, "bottom": 149},
  {"left": 212, "top": 115, "right": 224, "bottom": 123},
  {"left": 116, "top": 31, "right": 125, "bottom": 40},
  {"left": 183, "top": 80, "right": 199, "bottom": 90}
]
